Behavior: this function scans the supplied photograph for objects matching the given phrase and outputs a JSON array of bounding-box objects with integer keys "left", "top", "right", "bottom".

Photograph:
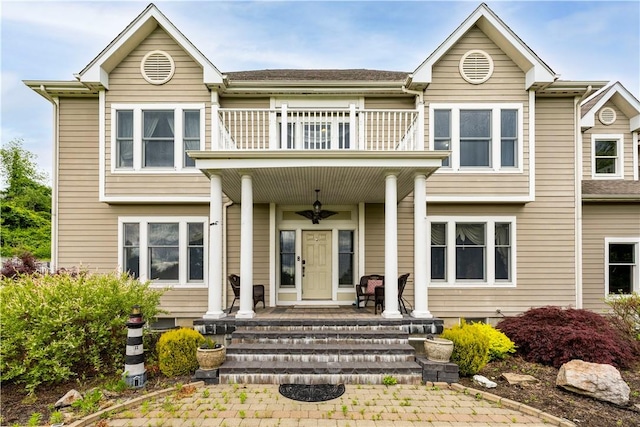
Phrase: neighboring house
[{"left": 26, "top": 3, "right": 639, "bottom": 327}]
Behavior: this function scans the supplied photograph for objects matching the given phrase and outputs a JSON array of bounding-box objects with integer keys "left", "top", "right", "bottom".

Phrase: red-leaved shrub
[
  {"left": 0, "top": 252, "right": 40, "bottom": 278},
  {"left": 496, "top": 306, "right": 640, "bottom": 369}
]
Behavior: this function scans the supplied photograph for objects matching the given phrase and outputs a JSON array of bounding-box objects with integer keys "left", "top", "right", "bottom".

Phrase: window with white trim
[
  {"left": 277, "top": 113, "right": 351, "bottom": 150},
  {"left": 430, "top": 217, "right": 516, "bottom": 286},
  {"left": 592, "top": 134, "right": 624, "bottom": 179},
  {"left": 111, "top": 104, "right": 205, "bottom": 172},
  {"left": 605, "top": 238, "right": 639, "bottom": 295},
  {"left": 119, "top": 217, "right": 207, "bottom": 286},
  {"left": 430, "top": 104, "right": 522, "bottom": 171}
]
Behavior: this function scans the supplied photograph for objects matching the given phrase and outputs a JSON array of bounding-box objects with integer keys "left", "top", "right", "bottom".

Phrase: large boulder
[{"left": 556, "top": 359, "right": 630, "bottom": 406}]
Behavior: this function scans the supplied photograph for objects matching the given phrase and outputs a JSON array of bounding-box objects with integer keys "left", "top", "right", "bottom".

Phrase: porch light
[{"left": 297, "top": 190, "right": 337, "bottom": 224}]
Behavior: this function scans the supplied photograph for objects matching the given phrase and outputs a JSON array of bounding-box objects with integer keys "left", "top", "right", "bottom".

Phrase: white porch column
[
  {"left": 203, "top": 174, "right": 225, "bottom": 319},
  {"left": 412, "top": 174, "right": 433, "bottom": 318},
  {"left": 237, "top": 174, "right": 255, "bottom": 318},
  {"left": 383, "top": 173, "right": 402, "bottom": 318}
]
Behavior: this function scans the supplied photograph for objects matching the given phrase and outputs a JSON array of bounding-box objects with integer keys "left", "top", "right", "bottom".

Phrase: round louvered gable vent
[
  {"left": 598, "top": 107, "right": 617, "bottom": 125},
  {"left": 141, "top": 50, "right": 175, "bottom": 85},
  {"left": 459, "top": 50, "right": 494, "bottom": 84}
]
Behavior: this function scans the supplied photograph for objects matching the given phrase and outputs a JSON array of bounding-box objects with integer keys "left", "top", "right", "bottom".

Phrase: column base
[
  {"left": 202, "top": 310, "right": 226, "bottom": 320},
  {"left": 235, "top": 310, "right": 255, "bottom": 319},
  {"left": 381, "top": 310, "right": 403, "bottom": 319},
  {"left": 411, "top": 310, "right": 434, "bottom": 319}
]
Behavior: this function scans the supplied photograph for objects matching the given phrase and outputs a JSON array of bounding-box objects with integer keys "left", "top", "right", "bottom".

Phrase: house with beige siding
[{"left": 26, "top": 3, "right": 639, "bottom": 327}]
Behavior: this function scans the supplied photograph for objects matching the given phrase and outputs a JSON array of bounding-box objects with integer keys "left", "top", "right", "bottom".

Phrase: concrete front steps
[{"left": 218, "top": 322, "right": 423, "bottom": 385}]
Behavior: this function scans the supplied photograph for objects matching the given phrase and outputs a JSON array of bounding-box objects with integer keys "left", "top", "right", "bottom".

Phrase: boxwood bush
[
  {"left": 441, "top": 321, "right": 490, "bottom": 376},
  {"left": 497, "top": 306, "right": 640, "bottom": 369},
  {"left": 0, "top": 271, "right": 165, "bottom": 393},
  {"left": 157, "top": 328, "right": 205, "bottom": 377}
]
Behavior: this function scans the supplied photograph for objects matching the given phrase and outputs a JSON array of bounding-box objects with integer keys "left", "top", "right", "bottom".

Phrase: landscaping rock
[
  {"left": 54, "top": 389, "right": 82, "bottom": 408},
  {"left": 472, "top": 374, "right": 497, "bottom": 388},
  {"left": 502, "top": 372, "right": 539, "bottom": 386},
  {"left": 556, "top": 359, "right": 630, "bottom": 406}
]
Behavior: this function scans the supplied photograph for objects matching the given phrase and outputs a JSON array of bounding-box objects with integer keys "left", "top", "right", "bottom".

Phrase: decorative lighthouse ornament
[{"left": 124, "top": 305, "right": 146, "bottom": 388}]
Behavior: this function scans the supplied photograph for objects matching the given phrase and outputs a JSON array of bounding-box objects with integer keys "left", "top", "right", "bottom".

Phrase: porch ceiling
[{"left": 190, "top": 151, "right": 446, "bottom": 204}]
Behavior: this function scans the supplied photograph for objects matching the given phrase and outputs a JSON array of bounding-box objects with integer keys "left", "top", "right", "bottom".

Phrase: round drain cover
[{"left": 279, "top": 384, "right": 345, "bottom": 402}]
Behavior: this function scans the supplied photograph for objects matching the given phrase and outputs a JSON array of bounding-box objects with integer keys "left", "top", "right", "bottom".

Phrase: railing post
[
  {"left": 211, "top": 92, "right": 220, "bottom": 150},
  {"left": 349, "top": 104, "right": 357, "bottom": 150},
  {"left": 416, "top": 99, "right": 425, "bottom": 151},
  {"left": 280, "top": 104, "right": 288, "bottom": 150}
]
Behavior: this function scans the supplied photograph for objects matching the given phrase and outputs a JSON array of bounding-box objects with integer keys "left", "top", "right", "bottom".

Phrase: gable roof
[
  {"left": 411, "top": 3, "right": 556, "bottom": 90},
  {"left": 77, "top": 3, "right": 224, "bottom": 90},
  {"left": 580, "top": 82, "right": 640, "bottom": 132}
]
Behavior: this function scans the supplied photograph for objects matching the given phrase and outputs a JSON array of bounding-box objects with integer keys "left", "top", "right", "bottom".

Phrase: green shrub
[
  {"left": 156, "top": 328, "right": 205, "bottom": 377},
  {"left": 606, "top": 292, "right": 640, "bottom": 342},
  {"left": 0, "top": 271, "right": 165, "bottom": 393},
  {"left": 467, "top": 321, "right": 516, "bottom": 361},
  {"left": 441, "top": 321, "right": 490, "bottom": 376}
]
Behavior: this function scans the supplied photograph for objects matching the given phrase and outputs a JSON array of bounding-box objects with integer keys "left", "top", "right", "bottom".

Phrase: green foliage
[
  {"left": 27, "top": 412, "right": 42, "bottom": 427},
  {"left": 72, "top": 389, "right": 103, "bottom": 415},
  {"left": 606, "top": 292, "right": 640, "bottom": 341},
  {"left": 0, "top": 139, "right": 51, "bottom": 259},
  {"left": 441, "top": 321, "right": 490, "bottom": 376},
  {"left": 157, "top": 328, "right": 205, "bottom": 377},
  {"left": 467, "top": 321, "right": 516, "bottom": 361},
  {"left": 0, "top": 271, "right": 165, "bottom": 393},
  {"left": 199, "top": 338, "right": 218, "bottom": 349},
  {"left": 49, "top": 410, "right": 64, "bottom": 424},
  {"left": 382, "top": 375, "right": 398, "bottom": 386}
]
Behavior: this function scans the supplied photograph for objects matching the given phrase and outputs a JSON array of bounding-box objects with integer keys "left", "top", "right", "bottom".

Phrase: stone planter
[
  {"left": 424, "top": 337, "right": 454, "bottom": 363},
  {"left": 196, "top": 346, "right": 226, "bottom": 370}
]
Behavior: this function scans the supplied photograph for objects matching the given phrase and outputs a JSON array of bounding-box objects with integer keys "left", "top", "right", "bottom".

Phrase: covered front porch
[{"left": 190, "top": 150, "right": 447, "bottom": 321}]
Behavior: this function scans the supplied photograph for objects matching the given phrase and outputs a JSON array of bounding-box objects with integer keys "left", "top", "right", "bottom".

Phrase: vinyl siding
[
  {"left": 424, "top": 25, "right": 530, "bottom": 197},
  {"left": 225, "top": 204, "right": 271, "bottom": 308},
  {"left": 582, "top": 101, "right": 634, "bottom": 180},
  {"left": 104, "top": 27, "right": 211, "bottom": 197},
  {"left": 364, "top": 97, "right": 415, "bottom": 109},
  {"left": 432, "top": 97, "right": 575, "bottom": 319},
  {"left": 58, "top": 97, "right": 212, "bottom": 319},
  {"left": 582, "top": 203, "right": 640, "bottom": 311}
]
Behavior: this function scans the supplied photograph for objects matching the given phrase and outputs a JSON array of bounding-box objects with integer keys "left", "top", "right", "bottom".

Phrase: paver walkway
[{"left": 76, "top": 382, "right": 575, "bottom": 427}]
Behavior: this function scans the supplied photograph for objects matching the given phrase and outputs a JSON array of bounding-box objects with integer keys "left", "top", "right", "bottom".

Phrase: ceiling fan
[{"left": 296, "top": 190, "right": 337, "bottom": 224}]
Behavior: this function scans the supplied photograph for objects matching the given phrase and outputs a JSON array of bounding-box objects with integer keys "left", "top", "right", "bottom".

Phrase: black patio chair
[{"left": 227, "top": 274, "right": 266, "bottom": 314}]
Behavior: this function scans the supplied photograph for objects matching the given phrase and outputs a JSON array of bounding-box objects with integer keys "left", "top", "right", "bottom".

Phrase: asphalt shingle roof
[
  {"left": 224, "top": 69, "right": 410, "bottom": 82},
  {"left": 582, "top": 180, "right": 640, "bottom": 199}
]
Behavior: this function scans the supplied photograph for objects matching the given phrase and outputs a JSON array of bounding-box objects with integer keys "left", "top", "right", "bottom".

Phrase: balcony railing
[{"left": 214, "top": 106, "right": 423, "bottom": 151}]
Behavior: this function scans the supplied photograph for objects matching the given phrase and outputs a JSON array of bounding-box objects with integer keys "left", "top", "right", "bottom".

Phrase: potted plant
[
  {"left": 423, "top": 334, "right": 454, "bottom": 363},
  {"left": 196, "top": 338, "right": 226, "bottom": 370}
]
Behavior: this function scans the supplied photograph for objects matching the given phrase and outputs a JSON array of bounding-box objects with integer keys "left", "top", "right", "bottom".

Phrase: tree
[{"left": 1, "top": 139, "right": 51, "bottom": 259}]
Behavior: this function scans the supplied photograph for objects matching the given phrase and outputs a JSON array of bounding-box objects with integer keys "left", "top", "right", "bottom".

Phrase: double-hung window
[
  {"left": 591, "top": 134, "right": 624, "bottom": 179},
  {"left": 430, "top": 104, "right": 522, "bottom": 171},
  {"left": 430, "top": 217, "right": 516, "bottom": 286},
  {"left": 119, "top": 217, "right": 207, "bottom": 286},
  {"left": 605, "top": 238, "right": 639, "bottom": 295},
  {"left": 112, "top": 104, "right": 205, "bottom": 172},
  {"left": 277, "top": 110, "right": 351, "bottom": 150}
]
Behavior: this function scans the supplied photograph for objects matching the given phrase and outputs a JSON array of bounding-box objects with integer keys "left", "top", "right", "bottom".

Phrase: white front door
[{"left": 302, "top": 230, "right": 332, "bottom": 299}]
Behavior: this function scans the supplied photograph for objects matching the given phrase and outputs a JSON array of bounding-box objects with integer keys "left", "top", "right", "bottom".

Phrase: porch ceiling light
[{"left": 296, "top": 189, "right": 337, "bottom": 224}]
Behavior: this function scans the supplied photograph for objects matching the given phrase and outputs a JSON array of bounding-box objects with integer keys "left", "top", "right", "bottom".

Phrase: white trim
[
  {"left": 99, "top": 90, "right": 106, "bottom": 201},
  {"left": 581, "top": 82, "right": 640, "bottom": 132},
  {"left": 528, "top": 89, "right": 536, "bottom": 201},
  {"left": 590, "top": 134, "right": 624, "bottom": 179},
  {"left": 604, "top": 237, "right": 640, "bottom": 296},
  {"left": 358, "top": 202, "right": 365, "bottom": 279},
  {"left": 110, "top": 103, "right": 205, "bottom": 173},
  {"left": 102, "top": 196, "right": 210, "bottom": 203},
  {"left": 633, "top": 132, "right": 639, "bottom": 181},
  {"left": 428, "top": 216, "right": 517, "bottom": 287},
  {"left": 117, "top": 216, "right": 209, "bottom": 287},
  {"left": 426, "top": 195, "right": 533, "bottom": 203},
  {"left": 51, "top": 97, "right": 60, "bottom": 271},
  {"left": 429, "top": 102, "right": 524, "bottom": 173},
  {"left": 575, "top": 96, "right": 583, "bottom": 309},
  {"left": 269, "top": 203, "right": 277, "bottom": 307}
]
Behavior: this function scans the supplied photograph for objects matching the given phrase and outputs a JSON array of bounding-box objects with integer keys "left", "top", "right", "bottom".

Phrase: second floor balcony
[{"left": 214, "top": 106, "right": 423, "bottom": 152}]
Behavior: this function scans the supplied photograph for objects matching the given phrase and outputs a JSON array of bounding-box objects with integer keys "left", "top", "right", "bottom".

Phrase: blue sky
[{"left": 2, "top": 0, "right": 639, "bottom": 182}]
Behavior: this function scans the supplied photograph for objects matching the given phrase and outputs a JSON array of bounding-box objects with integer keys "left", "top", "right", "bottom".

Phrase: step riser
[
  {"left": 226, "top": 354, "right": 415, "bottom": 363},
  {"left": 219, "top": 373, "right": 421, "bottom": 385},
  {"left": 232, "top": 338, "right": 409, "bottom": 345}
]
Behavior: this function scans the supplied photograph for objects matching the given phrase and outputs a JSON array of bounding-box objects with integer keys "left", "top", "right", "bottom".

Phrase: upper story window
[
  {"left": 605, "top": 238, "right": 639, "bottom": 295},
  {"left": 119, "top": 216, "right": 207, "bottom": 286},
  {"left": 111, "top": 104, "right": 205, "bottom": 172},
  {"left": 430, "top": 103, "right": 522, "bottom": 172},
  {"left": 429, "top": 217, "right": 516, "bottom": 286},
  {"left": 591, "top": 134, "right": 624, "bottom": 179},
  {"left": 277, "top": 110, "right": 351, "bottom": 150}
]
